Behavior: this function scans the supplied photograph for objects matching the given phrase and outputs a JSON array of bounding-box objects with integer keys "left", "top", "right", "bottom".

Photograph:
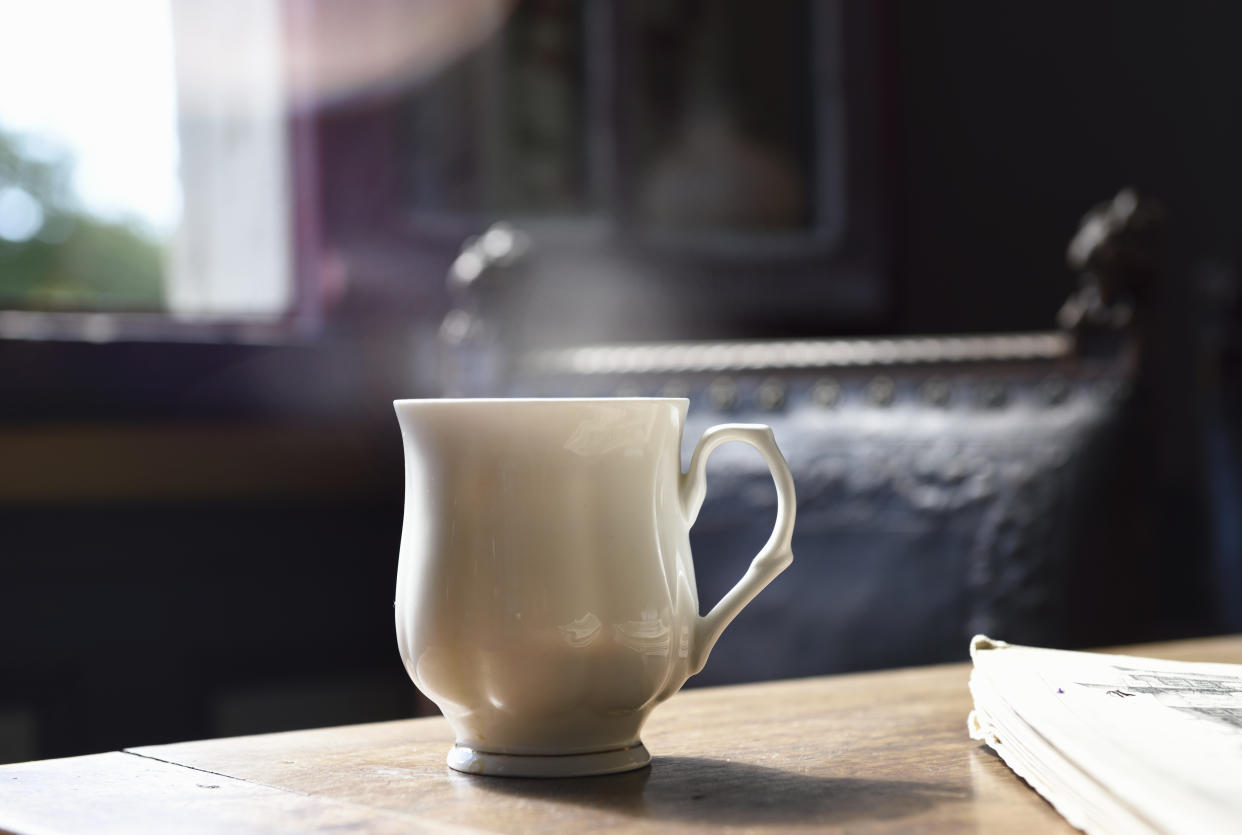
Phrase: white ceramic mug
[{"left": 394, "top": 398, "right": 795, "bottom": 777}]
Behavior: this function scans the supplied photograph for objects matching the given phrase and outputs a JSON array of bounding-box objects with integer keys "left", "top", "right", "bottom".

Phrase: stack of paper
[{"left": 968, "top": 636, "right": 1242, "bottom": 835}]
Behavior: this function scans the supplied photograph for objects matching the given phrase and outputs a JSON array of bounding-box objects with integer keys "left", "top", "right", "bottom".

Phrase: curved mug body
[{"left": 394, "top": 397, "right": 794, "bottom": 775}]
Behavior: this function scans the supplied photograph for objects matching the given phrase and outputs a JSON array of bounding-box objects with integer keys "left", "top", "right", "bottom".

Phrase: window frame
[{"left": 327, "top": 0, "right": 895, "bottom": 342}]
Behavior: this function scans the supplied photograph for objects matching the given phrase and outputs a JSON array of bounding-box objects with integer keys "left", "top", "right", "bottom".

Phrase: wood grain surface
[{"left": 4, "top": 634, "right": 1240, "bottom": 834}]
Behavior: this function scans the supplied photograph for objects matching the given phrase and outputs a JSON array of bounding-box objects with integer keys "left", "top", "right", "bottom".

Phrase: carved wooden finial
[{"left": 1059, "top": 188, "right": 1166, "bottom": 333}]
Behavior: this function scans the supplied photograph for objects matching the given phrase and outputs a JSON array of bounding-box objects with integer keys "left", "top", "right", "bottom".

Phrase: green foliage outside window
[{"left": 0, "top": 128, "right": 165, "bottom": 312}]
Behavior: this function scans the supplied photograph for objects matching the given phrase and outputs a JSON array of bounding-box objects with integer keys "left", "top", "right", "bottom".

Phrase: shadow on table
[{"left": 470, "top": 755, "right": 967, "bottom": 827}]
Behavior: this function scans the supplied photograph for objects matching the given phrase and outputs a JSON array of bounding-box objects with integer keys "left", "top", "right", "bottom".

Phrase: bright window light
[{"left": 0, "top": 0, "right": 182, "bottom": 233}]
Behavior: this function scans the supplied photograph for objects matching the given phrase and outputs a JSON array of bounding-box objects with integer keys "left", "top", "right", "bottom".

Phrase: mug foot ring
[{"left": 446, "top": 742, "right": 651, "bottom": 777}]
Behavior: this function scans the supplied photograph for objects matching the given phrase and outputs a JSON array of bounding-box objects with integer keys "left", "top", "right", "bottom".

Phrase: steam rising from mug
[{"left": 393, "top": 397, "right": 796, "bottom": 777}]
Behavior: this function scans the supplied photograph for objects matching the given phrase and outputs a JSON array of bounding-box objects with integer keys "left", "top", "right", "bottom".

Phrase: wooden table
[{"left": 4, "top": 635, "right": 1240, "bottom": 834}]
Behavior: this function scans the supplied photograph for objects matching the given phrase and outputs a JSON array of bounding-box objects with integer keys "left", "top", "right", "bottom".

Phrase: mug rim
[{"left": 394, "top": 397, "right": 690, "bottom": 406}]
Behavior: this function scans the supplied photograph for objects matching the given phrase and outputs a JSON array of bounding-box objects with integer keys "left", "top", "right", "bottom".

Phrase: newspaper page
[{"left": 968, "top": 636, "right": 1242, "bottom": 835}]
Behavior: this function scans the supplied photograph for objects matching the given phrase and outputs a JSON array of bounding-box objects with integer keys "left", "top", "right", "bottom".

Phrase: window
[
  {"left": 0, "top": 0, "right": 298, "bottom": 339},
  {"left": 0, "top": 1, "right": 889, "bottom": 344},
  {"left": 380, "top": 0, "right": 886, "bottom": 342},
  {"left": 402, "top": 0, "right": 848, "bottom": 250}
]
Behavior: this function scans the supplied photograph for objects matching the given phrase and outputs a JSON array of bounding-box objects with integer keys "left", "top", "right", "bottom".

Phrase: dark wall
[
  {"left": 2, "top": 500, "right": 409, "bottom": 758},
  {"left": 0, "top": 337, "right": 435, "bottom": 764},
  {"left": 891, "top": 4, "right": 1242, "bottom": 615},
  {"left": 896, "top": 1, "right": 1242, "bottom": 334}
]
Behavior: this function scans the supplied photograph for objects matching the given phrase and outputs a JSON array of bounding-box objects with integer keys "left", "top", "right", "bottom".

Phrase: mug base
[{"left": 446, "top": 742, "right": 651, "bottom": 778}]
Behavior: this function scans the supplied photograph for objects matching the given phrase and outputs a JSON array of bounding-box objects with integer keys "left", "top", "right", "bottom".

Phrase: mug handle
[{"left": 680, "top": 424, "right": 796, "bottom": 675}]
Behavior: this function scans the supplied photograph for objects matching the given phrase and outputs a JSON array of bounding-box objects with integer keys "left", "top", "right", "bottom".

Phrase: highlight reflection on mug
[
  {"left": 558, "top": 612, "right": 603, "bottom": 647},
  {"left": 614, "top": 613, "right": 672, "bottom": 657}
]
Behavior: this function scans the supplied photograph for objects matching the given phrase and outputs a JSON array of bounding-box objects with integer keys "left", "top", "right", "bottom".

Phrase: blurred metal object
[
  {"left": 527, "top": 332, "right": 1072, "bottom": 376},
  {"left": 810, "top": 377, "right": 842, "bottom": 408},
  {"left": 864, "top": 376, "right": 896, "bottom": 407},
  {"left": 920, "top": 376, "right": 952, "bottom": 408},
  {"left": 974, "top": 379, "right": 1009, "bottom": 410},
  {"left": 756, "top": 378, "right": 787, "bottom": 411},
  {"left": 708, "top": 377, "right": 740, "bottom": 411}
]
